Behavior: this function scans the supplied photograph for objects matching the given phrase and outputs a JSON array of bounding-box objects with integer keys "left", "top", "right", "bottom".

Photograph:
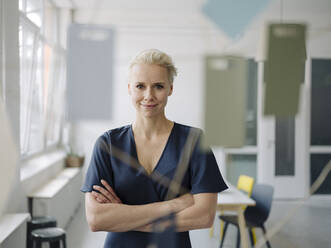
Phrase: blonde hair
[{"left": 129, "top": 49, "right": 178, "bottom": 83}]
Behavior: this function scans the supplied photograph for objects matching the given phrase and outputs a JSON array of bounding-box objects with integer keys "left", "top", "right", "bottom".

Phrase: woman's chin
[
  {"left": 143, "top": 112, "right": 158, "bottom": 118},
  {"left": 137, "top": 110, "right": 162, "bottom": 118}
]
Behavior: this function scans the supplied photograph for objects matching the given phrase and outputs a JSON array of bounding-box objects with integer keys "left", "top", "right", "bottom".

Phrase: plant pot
[{"left": 65, "top": 155, "right": 85, "bottom": 167}]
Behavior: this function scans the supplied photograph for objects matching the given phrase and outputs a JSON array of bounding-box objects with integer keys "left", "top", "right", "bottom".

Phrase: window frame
[{"left": 19, "top": 0, "right": 67, "bottom": 160}]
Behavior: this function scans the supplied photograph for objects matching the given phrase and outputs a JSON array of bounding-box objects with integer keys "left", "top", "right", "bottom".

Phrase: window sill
[
  {"left": 28, "top": 167, "right": 81, "bottom": 199},
  {"left": 20, "top": 149, "right": 67, "bottom": 194},
  {"left": 0, "top": 213, "right": 30, "bottom": 244}
]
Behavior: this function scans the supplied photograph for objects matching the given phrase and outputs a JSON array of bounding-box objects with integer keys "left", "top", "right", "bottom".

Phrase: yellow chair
[
  {"left": 210, "top": 175, "right": 256, "bottom": 243},
  {"left": 237, "top": 175, "right": 254, "bottom": 196}
]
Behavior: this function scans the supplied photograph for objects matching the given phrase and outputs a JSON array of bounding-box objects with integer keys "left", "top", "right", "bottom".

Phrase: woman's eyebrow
[{"left": 134, "top": 81, "right": 165, "bottom": 85}]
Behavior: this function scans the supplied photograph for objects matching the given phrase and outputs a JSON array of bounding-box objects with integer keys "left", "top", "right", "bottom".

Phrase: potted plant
[{"left": 65, "top": 146, "right": 85, "bottom": 168}]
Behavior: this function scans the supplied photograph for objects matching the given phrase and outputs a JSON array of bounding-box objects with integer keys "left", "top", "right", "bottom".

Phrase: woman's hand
[{"left": 92, "top": 179, "right": 122, "bottom": 204}]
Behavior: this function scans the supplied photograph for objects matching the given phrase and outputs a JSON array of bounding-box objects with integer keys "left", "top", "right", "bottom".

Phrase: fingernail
[{"left": 93, "top": 185, "right": 97, "bottom": 189}]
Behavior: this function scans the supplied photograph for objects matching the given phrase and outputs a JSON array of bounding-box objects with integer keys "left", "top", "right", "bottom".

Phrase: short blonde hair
[{"left": 129, "top": 49, "right": 178, "bottom": 83}]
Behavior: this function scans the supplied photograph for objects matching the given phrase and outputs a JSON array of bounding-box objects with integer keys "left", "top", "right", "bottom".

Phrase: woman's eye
[
  {"left": 155, "top": 84, "right": 164, "bottom": 89},
  {"left": 136, "top": 85, "right": 144, "bottom": 89}
]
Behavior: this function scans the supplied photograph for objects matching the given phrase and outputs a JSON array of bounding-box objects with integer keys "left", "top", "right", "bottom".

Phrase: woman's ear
[
  {"left": 128, "top": 83, "right": 131, "bottom": 95},
  {"left": 168, "top": 84, "right": 173, "bottom": 96}
]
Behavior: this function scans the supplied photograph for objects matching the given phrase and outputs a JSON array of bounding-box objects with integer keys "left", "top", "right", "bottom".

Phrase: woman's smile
[{"left": 141, "top": 103, "right": 158, "bottom": 109}]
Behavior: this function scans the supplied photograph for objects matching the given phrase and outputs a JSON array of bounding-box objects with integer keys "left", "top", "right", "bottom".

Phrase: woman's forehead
[{"left": 129, "top": 63, "right": 169, "bottom": 82}]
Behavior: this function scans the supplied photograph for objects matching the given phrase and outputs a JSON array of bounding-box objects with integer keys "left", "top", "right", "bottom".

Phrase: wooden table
[{"left": 217, "top": 185, "right": 256, "bottom": 248}]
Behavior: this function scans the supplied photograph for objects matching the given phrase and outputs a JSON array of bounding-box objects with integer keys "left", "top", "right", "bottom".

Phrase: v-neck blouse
[
  {"left": 81, "top": 122, "right": 228, "bottom": 248},
  {"left": 129, "top": 122, "right": 175, "bottom": 176}
]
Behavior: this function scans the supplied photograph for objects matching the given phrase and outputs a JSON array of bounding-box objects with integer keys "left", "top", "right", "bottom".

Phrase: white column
[{"left": 2, "top": 0, "right": 27, "bottom": 214}]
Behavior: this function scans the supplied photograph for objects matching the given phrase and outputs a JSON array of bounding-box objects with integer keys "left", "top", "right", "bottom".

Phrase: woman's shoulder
[
  {"left": 174, "top": 122, "right": 203, "bottom": 134},
  {"left": 97, "top": 124, "right": 131, "bottom": 143}
]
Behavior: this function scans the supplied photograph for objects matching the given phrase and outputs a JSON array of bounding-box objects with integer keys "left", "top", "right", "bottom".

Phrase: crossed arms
[{"left": 85, "top": 179, "right": 217, "bottom": 232}]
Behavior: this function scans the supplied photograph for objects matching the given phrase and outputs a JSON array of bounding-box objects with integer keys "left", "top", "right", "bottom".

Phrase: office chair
[{"left": 219, "top": 183, "right": 274, "bottom": 248}]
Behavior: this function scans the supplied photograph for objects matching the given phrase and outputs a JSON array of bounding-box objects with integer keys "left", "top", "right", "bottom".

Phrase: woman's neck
[{"left": 132, "top": 115, "right": 173, "bottom": 140}]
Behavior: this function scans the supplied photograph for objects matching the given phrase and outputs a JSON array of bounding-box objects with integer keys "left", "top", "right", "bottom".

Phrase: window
[
  {"left": 226, "top": 155, "right": 257, "bottom": 185},
  {"left": 44, "top": 46, "right": 66, "bottom": 146},
  {"left": 311, "top": 154, "right": 331, "bottom": 194},
  {"left": 19, "top": 0, "right": 43, "bottom": 28},
  {"left": 275, "top": 117, "right": 295, "bottom": 176},
  {"left": 224, "top": 59, "right": 258, "bottom": 183},
  {"left": 310, "top": 58, "right": 331, "bottom": 194},
  {"left": 311, "top": 59, "right": 331, "bottom": 146},
  {"left": 245, "top": 59, "right": 258, "bottom": 146},
  {"left": 19, "top": 0, "right": 66, "bottom": 157}
]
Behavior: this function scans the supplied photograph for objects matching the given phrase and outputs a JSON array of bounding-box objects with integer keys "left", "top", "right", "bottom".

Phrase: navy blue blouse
[{"left": 81, "top": 122, "right": 228, "bottom": 248}]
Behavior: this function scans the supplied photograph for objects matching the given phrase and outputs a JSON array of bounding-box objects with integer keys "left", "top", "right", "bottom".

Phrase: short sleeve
[
  {"left": 80, "top": 134, "right": 114, "bottom": 193},
  {"left": 190, "top": 132, "right": 228, "bottom": 194}
]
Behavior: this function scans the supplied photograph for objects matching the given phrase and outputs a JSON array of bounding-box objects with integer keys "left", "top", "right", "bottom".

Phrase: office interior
[{"left": 0, "top": 0, "right": 330, "bottom": 247}]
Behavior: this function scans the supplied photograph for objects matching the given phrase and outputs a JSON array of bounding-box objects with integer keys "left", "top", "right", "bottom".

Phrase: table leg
[{"left": 237, "top": 207, "right": 249, "bottom": 248}]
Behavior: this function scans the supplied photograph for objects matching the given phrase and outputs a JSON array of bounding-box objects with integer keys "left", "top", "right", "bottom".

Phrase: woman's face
[{"left": 128, "top": 63, "right": 173, "bottom": 118}]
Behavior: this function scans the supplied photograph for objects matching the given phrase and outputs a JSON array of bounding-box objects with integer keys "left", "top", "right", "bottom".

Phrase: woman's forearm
[
  {"left": 92, "top": 201, "right": 170, "bottom": 232},
  {"left": 174, "top": 205, "right": 214, "bottom": 232},
  {"left": 134, "top": 205, "right": 213, "bottom": 233},
  {"left": 134, "top": 193, "right": 217, "bottom": 233},
  {"left": 86, "top": 193, "right": 193, "bottom": 232},
  {"left": 173, "top": 193, "right": 217, "bottom": 232}
]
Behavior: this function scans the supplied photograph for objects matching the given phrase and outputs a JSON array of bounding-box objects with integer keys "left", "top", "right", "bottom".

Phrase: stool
[
  {"left": 31, "top": 227, "right": 67, "bottom": 248},
  {"left": 27, "top": 216, "right": 57, "bottom": 248}
]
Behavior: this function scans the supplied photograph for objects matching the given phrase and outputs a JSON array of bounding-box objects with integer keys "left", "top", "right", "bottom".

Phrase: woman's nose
[{"left": 144, "top": 87, "right": 154, "bottom": 100}]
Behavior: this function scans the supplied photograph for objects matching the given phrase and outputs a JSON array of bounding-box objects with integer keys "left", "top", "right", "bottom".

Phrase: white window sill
[
  {"left": 0, "top": 213, "right": 30, "bottom": 244},
  {"left": 20, "top": 149, "right": 67, "bottom": 194},
  {"left": 20, "top": 149, "right": 66, "bottom": 181},
  {"left": 28, "top": 167, "right": 81, "bottom": 199}
]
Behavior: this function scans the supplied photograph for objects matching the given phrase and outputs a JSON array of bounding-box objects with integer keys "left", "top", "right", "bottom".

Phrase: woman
[{"left": 81, "top": 49, "right": 228, "bottom": 248}]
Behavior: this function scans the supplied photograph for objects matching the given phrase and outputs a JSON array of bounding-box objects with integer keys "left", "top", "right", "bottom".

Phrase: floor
[{"left": 66, "top": 196, "right": 331, "bottom": 248}]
